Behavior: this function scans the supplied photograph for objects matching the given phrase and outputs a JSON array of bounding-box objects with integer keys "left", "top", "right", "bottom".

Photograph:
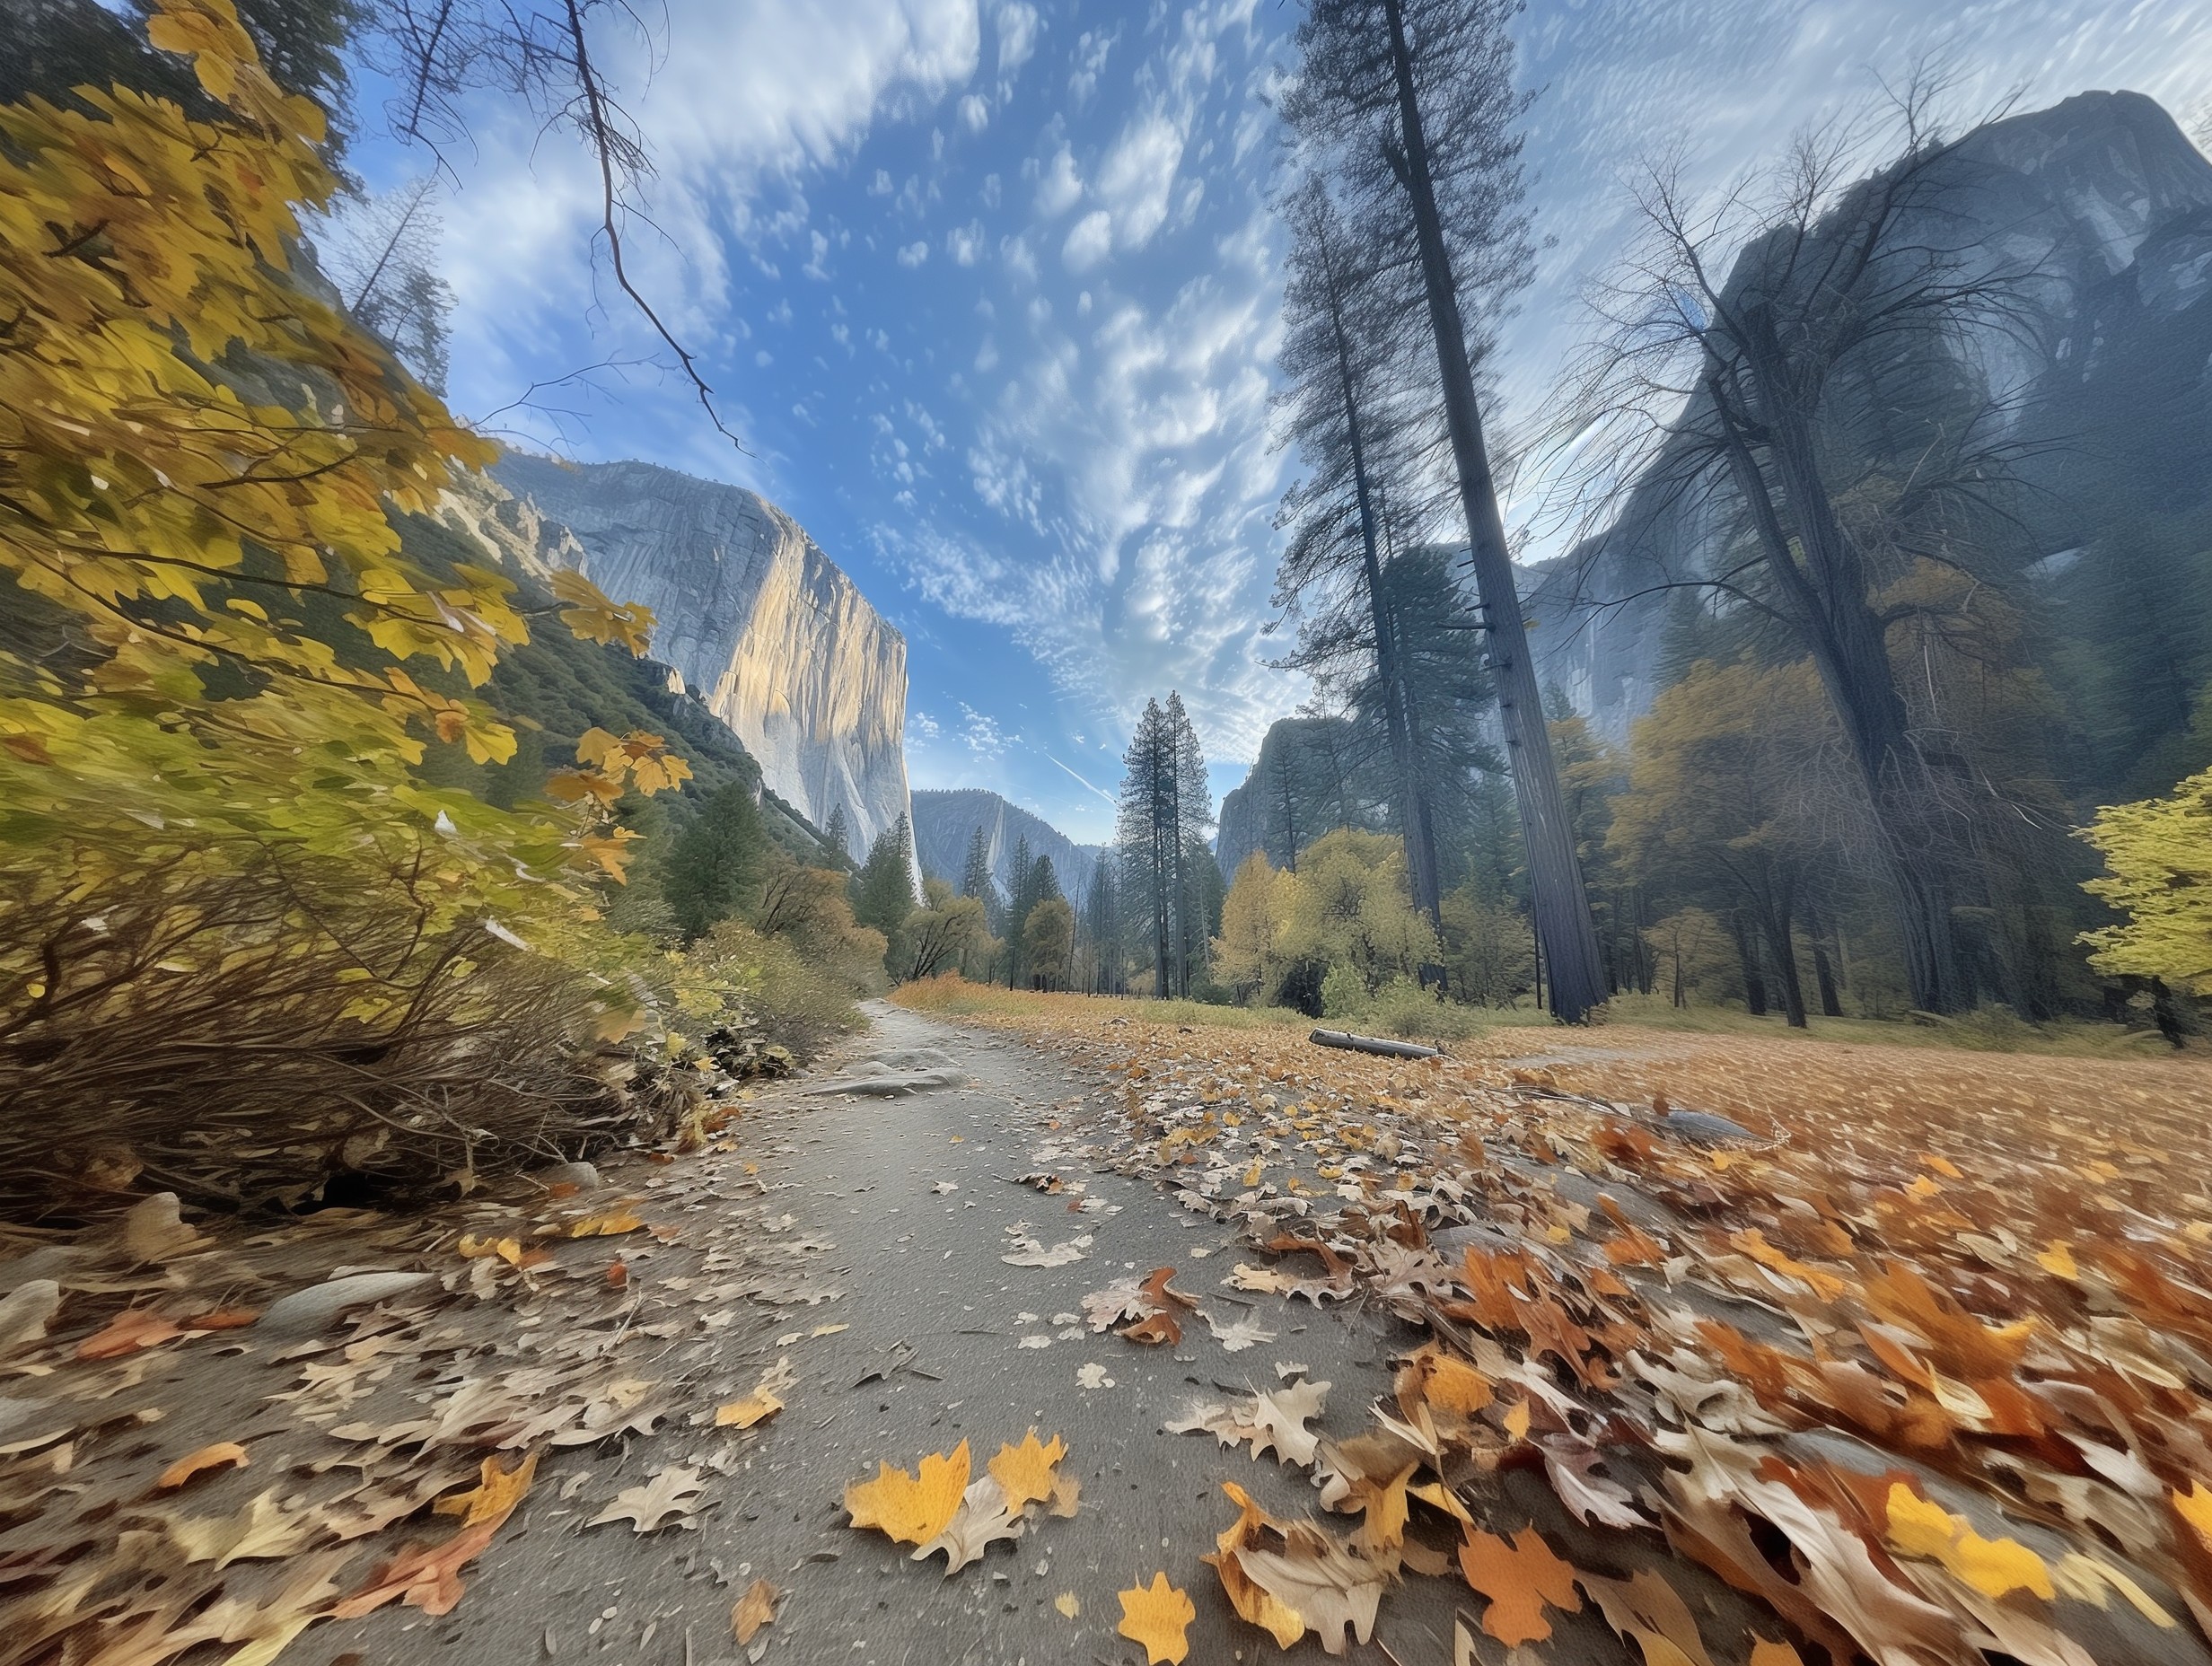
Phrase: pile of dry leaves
[
  {"left": 0, "top": 1099, "right": 838, "bottom": 1666},
  {"left": 935, "top": 993, "right": 2212, "bottom": 1664}
]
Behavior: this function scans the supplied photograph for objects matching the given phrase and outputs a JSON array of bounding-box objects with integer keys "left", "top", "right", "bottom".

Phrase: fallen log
[{"left": 1308, "top": 1029, "right": 1443, "bottom": 1060}]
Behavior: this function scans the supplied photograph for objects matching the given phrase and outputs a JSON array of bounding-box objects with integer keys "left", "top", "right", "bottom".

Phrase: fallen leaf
[
  {"left": 1118, "top": 1572, "right": 1196, "bottom": 1665},
  {"left": 75, "top": 1307, "right": 183, "bottom": 1360},
  {"left": 716, "top": 1392, "right": 783, "bottom": 1429},
  {"left": 1458, "top": 1526, "right": 1581, "bottom": 1646},
  {"left": 1054, "top": 1591, "right": 1081, "bottom": 1618},
  {"left": 434, "top": 1452, "right": 540, "bottom": 1528},
  {"left": 733, "top": 1578, "right": 779, "bottom": 1644},
  {"left": 845, "top": 1440, "right": 970, "bottom": 1545},
  {"left": 156, "top": 1442, "right": 249, "bottom": 1490},
  {"left": 1883, "top": 1482, "right": 2053, "bottom": 1600},
  {"left": 569, "top": 1206, "right": 645, "bottom": 1238},
  {"left": 591, "top": 1464, "right": 707, "bottom": 1533},
  {"left": 1748, "top": 1643, "right": 1805, "bottom": 1666},
  {"left": 988, "top": 1429, "right": 1067, "bottom": 1511},
  {"left": 912, "top": 1474, "right": 1025, "bottom": 1574}
]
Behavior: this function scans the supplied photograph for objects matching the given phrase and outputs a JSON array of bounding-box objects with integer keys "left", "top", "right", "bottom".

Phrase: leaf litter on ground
[{"left": 892, "top": 983, "right": 2212, "bottom": 1666}]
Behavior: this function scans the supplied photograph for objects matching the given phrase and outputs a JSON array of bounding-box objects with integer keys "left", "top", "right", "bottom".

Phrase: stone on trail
[
  {"left": 536, "top": 1160, "right": 606, "bottom": 1192},
  {"left": 812, "top": 1047, "right": 967, "bottom": 1096},
  {"left": 0, "top": 1278, "right": 60, "bottom": 1349},
  {"left": 260, "top": 1270, "right": 435, "bottom": 1333},
  {"left": 1655, "top": 1108, "right": 1761, "bottom": 1144}
]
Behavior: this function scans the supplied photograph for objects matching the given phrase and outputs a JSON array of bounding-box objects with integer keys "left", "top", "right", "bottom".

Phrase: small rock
[
  {"left": 1656, "top": 1109, "right": 1761, "bottom": 1144},
  {"left": 260, "top": 1271, "right": 434, "bottom": 1334},
  {"left": 0, "top": 1279, "right": 60, "bottom": 1349},
  {"left": 121, "top": 1192, "right": 206, "bottom": 1264},
  {"left": 537, "top": 1161, "right": 605, "bottom": 1192}
]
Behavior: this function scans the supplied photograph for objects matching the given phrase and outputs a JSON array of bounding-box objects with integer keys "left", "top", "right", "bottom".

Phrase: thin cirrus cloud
[{"left": 386, "top": 0, "right": 2212, "bottom": 838}]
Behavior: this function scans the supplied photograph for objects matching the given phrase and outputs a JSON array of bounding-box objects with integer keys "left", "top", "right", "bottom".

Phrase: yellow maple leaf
[
  {"left": 433, "top": 1451, "right": 539, "bottom": 1529},
  {"left": 715, "top": 1393, "right": 783, "bottom": 1429},
  {"left": 987, "top": 1429, "right": 1066, "bottom": 1512},
  {"left": 1883, "top": 1482, "right": 2052, "bottom": 1600},
  {"left": 843, "top": 1440, "right": 969, "bottom": 1546},
  {"left": 1117, "top": 1572, "right": 1196, "bottom": 1666},
  {"left": 569, "top": 1206, "right": 644, "bottom": 1238},
  {"left": 2172, "top": 1480, "right": 2212, "bottom": 1553},
  {"left": 2037, "top": 1240, "right": 2079, "bottom": 1279}
]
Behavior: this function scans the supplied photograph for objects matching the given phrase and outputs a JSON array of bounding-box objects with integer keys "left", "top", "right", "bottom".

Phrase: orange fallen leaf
[
  {"left": 1458, "top": 1526, "right": 1580, "bottom": 1646},
  {"left": 606, "top": 1259, "right": 628, "bottom": 1288},
  {"left": 844, "top": 1440, "right": 969, "bottom": 1545},
  {"left": 733, "top": 1577, "right": 779, "bottom": 1644},
  {"left": 157, "top": 1442, "right": 248, "bottom": 1489},
  {"left": 1749, "top": 1641, "right": 1806, "bottom": 1666},
  {"left": 75, "top": 1308, "right": 183, "bottom": 1360},
  {"left": 1117, "top": 1572, "right": 1196, "bottom": 1665},
  {"left": 434, "top": 1452, "right": 540, "bottom": 1529},
  {"left": 182, "top": 1307, "right": 259, "bottom": 1331},
  {"left": 336, "top": 1447, "right": 537, "bottom": 1619},
  {"left": 988, "top": 1429, "right": 1067, "bottom": 1511},
  {"left": 715, "top": 1392, "right": 783, "bottom": 1429}
]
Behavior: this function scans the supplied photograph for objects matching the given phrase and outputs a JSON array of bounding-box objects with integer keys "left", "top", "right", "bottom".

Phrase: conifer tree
[
  {"left": 851, "top": 813, "right": 916, "bottom": 938},
  {"left": 663, "top": 781, "right": 766, "bottom": 942},
  {"left": 1285, "top": 0, "right": 1610, "bottom": 1021},
  {"left": 821, "top": 802, "right": 851, "bottom": 864}
]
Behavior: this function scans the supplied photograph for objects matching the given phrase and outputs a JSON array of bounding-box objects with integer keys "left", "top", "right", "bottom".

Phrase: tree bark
[
  {"left": 1378, "top": 0, "right": 1605, "bottom": 1021},
  {"left": 1321, "top": 275, "right": 1440, "bottom": 926},
  {"left": 1705, "top": 372, "right": 1965, "bottom": 1014}
]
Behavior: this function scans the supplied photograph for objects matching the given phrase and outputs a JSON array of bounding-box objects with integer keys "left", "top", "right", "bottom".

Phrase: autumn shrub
[
  {"left": 0, "top": 829, "right": 688, "bottom": 1215},
  {"left": 677, "top": 919, "right": 868, "bottom": 1065},
  {"left": 1348, "top": 977, "right": 1486, "bottom": 1045}
]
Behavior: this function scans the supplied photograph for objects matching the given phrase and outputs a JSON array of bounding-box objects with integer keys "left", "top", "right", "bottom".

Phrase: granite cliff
[
  {"left": 1528, "top": 91, "right": 2212, "bottom": 743},
  {"left": 488, "top": 454, "right": 914, "bottom": 862}
]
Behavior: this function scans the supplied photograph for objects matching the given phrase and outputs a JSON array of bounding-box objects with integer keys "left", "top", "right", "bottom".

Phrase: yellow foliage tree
[
  {"left": 1216, "top": 852, "right": 1294, "bottom": 1001},
  {"left": 2078, "top": 767, "right": 2212, "bottom": 994},
  {"left": 0, "top": 0, "right": 699, "bottom": 1206},
  {"left": 1277, "top": 829, "right": 1440, "bottom": 998}
]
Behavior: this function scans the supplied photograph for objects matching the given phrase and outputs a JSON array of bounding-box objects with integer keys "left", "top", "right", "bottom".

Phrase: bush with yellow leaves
[{"left": 0, "top": 0, "right": 698, "bottom": 1213}]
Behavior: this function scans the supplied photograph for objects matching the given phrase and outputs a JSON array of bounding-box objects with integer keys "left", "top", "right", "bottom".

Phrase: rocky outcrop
[
  {"left": 489, "top": 455, "right": 915, "bottom": 862},
  {"left": 1528, "top": 91, "right": 2212, "bottom": 741},
  {"left": 911, "top": 788, "right": 1102, "bottom": 899}
]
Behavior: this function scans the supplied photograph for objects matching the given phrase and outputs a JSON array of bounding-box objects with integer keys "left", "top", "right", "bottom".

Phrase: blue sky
[{"left": 349, "top": 0, "right": 2212, "bottom": 845}]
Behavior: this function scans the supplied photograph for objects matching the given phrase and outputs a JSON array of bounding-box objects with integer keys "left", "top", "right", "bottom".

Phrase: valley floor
[{"left": 8, "top": 995, "right": 2212, "bottom": 1666}]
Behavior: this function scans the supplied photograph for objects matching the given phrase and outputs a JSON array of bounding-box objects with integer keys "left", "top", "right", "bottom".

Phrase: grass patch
[
  {"left": 891, "top": 975, "right": 1310, "bottom": 1032},
  {"left": 1592, "top": 993, "right": 2181, "bottom": 1057}
]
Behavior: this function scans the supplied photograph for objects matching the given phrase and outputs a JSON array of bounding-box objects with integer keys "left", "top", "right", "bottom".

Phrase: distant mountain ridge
[{"left": 911, "top": 789, "right": 1102, "bottom": 899}]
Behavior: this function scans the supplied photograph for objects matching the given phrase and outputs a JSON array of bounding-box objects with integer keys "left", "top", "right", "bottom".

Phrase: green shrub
[
  {"left": 1320, "top": 963, "right": 1368, "bottom": 1020},
  {"left": 1361, "top": 976, "right": 1485, "bottom": 1043}
]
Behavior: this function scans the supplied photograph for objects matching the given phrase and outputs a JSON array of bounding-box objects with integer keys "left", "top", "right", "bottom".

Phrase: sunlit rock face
[{"left": 492, "top": 454, "right": 913, "bottom": 860}]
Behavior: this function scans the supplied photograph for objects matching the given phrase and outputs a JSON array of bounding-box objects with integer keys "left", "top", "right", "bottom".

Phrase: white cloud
[
  {"left": 946, "top": 220, "right": 985, "bottom": 264},
  {"left": 1034, "top": 145, "right": 1084, "bottom": 217},
  {"left": 996, "top": 2, "right": 1040, "bottom": 76},
  {"left": 1095, "top": 108, "right": 1186, "bottom": 252},
  {"left": 802, "top": 228, "right": 830, "bottom": 279},
  {"left": 958, "top": 92, "right": 990, "bottom": 132},
  {"left": 897, "top": 239, "right": 931, "bottom": 267},
  {"left": 1061, "top": 209, "right": 1112, "bottom": 271},
  {"left": 958, "top": 703, "right": 1008, "bottom": 757},
  {"left": 428, "top": 0, "right": 983, "bottom": 443},
  {"left": 908, "top": 708, "right": 942, "bottom": 740},
  {"left": 1068, "top": 27, "right": 1117, "bottom": 107}
]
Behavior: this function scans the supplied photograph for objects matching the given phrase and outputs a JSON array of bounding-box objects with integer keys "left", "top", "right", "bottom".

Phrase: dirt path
[{"left": 288, "top": 1001, "right": 1462, "bottom": 1666}]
